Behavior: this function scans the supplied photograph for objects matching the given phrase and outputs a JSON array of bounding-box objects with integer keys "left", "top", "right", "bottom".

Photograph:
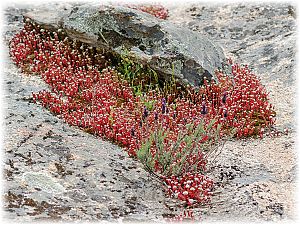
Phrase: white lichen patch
[{"left": 22, "top": 172, "right": 65, "bottom": 194}]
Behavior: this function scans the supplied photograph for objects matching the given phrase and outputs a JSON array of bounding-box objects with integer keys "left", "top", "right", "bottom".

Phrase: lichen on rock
[
  {"left": 24, "top": 4, "right": 226, "bottom": 86},
  {"left": 22, "top": 172, "right": 65, "bottom": 194}
]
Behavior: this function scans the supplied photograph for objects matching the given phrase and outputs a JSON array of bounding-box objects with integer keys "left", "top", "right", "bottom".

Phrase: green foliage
[
  {"left": 143, "top": 99, "right": 156, "bottom": 111},
  {"left": 136, "top": 134, "right": 155, "bottom": 169},
  {"left": 115, "top": 49, "right": 186, "bottom": 102},
  {"left": 137, "top": 120, "right": 223, "bottom": 177},
  {"left": 116, "top": 50, "right": 160, "bottom": 96}
]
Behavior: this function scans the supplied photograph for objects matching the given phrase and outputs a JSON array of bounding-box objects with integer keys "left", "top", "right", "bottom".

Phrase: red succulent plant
[{"left": 9, "top": 17, "right": 275, "bottom": 219}]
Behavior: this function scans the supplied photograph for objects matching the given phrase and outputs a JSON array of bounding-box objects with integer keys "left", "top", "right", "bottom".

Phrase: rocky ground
[{"left": 2, "top": 2, "right": 298, "bottom": 223}]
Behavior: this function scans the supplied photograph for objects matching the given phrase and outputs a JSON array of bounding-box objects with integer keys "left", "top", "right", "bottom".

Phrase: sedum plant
[{"left": 9, "top": 17, "right": 276, "bottom": 210}]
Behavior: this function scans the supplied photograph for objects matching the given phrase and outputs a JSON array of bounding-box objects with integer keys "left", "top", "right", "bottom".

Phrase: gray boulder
[{"left": 24, "top": 4, "right": 226, "bottom": 86}]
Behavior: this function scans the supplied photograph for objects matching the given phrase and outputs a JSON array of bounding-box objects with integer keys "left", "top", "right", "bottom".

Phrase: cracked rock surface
[{"left": 2, "top": 2, "right": 297, "bottom": 223}]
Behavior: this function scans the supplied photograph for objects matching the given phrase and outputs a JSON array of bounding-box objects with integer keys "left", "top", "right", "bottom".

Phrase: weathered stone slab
[
  {"left": 24, "top": 4, "right": 226, "bottom": 86},
  {"left": 23, "top": 4, "right": 73, "bottom": 31}
]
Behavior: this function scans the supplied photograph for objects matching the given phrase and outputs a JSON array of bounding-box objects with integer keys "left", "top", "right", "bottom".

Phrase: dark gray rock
[{"left": 24, "top": 4, "right": 226, "bottom": 86}]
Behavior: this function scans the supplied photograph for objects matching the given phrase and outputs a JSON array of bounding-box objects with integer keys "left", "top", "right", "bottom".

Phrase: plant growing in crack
[{"left": 9, "top": 15, "right": 277, "bottom": 219}]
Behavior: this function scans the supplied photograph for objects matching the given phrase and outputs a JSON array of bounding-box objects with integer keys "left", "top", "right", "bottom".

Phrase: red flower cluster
[
  {"left": 168, "top": 209, "right": 195, "bottom": 222},
  {"left": 195, "top": 60, "right": 276, "bottom": 138},
  {"left": 9, "top": 18, "right": 275, "bottom": 211},
  {"left": 127, "top": 4, "right": 169, "bottom": 19},
  {"left": 164, "top": 172, "right": 213, "bottom": 206}
]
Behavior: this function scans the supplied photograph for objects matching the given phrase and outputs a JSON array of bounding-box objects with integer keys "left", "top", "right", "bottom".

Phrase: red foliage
[
  {"left": 168, "top": 209, "right": 196, "bottom": 222},
  {"left": 9, "top": 19, "right": 275, "bottom": 210},
  {"left": 127, "top": 4, "right": 169, "bottom": 19},
  {"left": 194, "top": 61, "right": 276, "bottom": 138},
  {"left": 163, "top": 172, "right": 214, "bottom": 206}
]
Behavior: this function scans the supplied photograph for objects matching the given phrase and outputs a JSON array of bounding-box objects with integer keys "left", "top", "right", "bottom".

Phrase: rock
[
  {"left": 23, "top": 4, "right": 226, "bottom": 86},
  {"left": 22, "top": 172, "right": 65, "bottom": 194},
  {"left": 5, "top": 2, "right": 296, "bottom": 223}
]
